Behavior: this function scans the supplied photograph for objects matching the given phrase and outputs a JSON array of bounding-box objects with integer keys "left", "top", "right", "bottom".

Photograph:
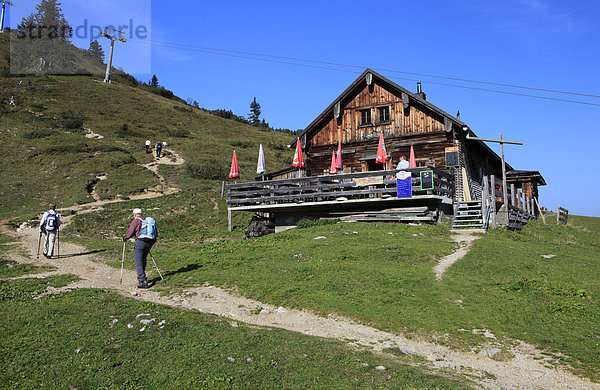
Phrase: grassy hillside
[{"left": 0, "top": 32, "right": 295, "bottom": 229}]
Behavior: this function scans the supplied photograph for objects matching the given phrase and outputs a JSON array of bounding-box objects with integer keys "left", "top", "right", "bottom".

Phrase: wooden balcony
[{"left": 226, "top": 167, "right": 454, "bottom": 213}]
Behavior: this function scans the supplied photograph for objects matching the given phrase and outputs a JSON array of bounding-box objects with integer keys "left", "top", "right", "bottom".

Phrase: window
[
  {"left": 378, "top": 106, "right": 390, "bottom": 123},
  {"left": 360, "top": 109, "right": 371, "bottom": 126}
]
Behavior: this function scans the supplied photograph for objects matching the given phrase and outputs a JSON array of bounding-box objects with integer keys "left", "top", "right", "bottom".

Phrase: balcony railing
[{"left": 227, "top": 167, "right": 454, "bottom": 209}]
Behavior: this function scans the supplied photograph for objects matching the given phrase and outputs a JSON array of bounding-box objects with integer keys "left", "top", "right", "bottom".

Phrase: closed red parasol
[
  {"left": 229, "top": 150, "right": 240, "bottom": 179},
  {"left": 292, "top": 138, "right": 304, "bottom": 168},
  {"left": 335, "top": 140, "right": 343, "bottom": 170},
  {"left": 409, "top": 145, "right": 417, "bottom": 168},
  {"left": 329, "top": 150, "right": 338, "bottom": 174},
  {"left": 376, "top": 132, "right": 388, "bottom": 165}
]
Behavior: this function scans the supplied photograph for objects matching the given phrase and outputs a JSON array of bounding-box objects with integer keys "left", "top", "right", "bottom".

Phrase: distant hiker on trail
[
  {"left": 18, "top": 80, "right": 22, "bottom": 87},
  {"left": 28, "top": 80, "right": 32, "bottom": 87},
  {"left": 9, "top": 96, "right": 15, "bottom": 106},
  {"left": 39, "top": 204, "right": 61, "bottom": 259},
  {"left": 397, "top": 155, "right": 409, "bottom": 170},
  {"left": 155, "top": 141, "right": 162, "bottom": 158},
  {"left": 145, "top": 139, "right": 151, "bottom": 154},
  {"left": 123, "top": 208, "right": 157, "bottom": 289}
]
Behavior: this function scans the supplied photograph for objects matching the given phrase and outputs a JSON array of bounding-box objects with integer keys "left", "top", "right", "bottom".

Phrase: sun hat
[{"left": 133, "top": 208, "right": 143, "bottom": 215}]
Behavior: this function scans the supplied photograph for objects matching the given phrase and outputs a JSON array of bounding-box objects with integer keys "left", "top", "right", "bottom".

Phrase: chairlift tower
[
  {"left": 99, "top": 27, "right": 127, "bottom": 83},
  {"left": 0, "top": 1, "right": 14, "bottom": 33}
]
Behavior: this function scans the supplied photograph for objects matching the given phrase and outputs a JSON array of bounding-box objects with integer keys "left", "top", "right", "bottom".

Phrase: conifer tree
[
  {"left": 17, "top": 0, "right": 72, "bottom": 40},
  {"left": 88, "top": 40, "right": 105, "bottom": 63},
  {"left": 249, "top": 97, "right": 261, "bottom": 125},
  {"left": 149, "top": 75, "right": 159, "bottom": 87}
]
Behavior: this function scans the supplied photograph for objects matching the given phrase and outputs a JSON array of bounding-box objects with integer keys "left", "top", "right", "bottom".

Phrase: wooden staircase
[{"left": 451, "top": 201, "right": 486, "bottom": 232}]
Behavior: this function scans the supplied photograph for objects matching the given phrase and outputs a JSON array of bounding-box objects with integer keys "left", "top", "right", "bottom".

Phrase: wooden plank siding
[{"left": 306, "top": 80, "right": 453, "bottom": 177}]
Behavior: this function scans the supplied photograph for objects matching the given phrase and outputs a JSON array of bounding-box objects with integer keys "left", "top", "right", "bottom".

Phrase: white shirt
[
  {"left": 397, "top": 160, "right": 410, "bottom": 170},
  {"left": 145, "top": 140, "right": 151, "bottom": 146}
]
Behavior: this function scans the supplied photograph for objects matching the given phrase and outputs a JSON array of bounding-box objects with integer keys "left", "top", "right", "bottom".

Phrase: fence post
[{"left": 557, "top": 204, "right": 560, "bottom": 225}]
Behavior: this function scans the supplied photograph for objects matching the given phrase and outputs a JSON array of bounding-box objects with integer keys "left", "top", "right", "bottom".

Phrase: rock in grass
[
  {"left": 433, "top": 361, "right": 461, "bottom": 370},
  {"left": 397, "top": 345, "right": 418, "bottom": 355},
  {"left": 276, "top": 307, "right": 287, "bottom": 313},
  {"left": 109, "top": 319, "right": 118, "bottom": 328},
  {"left": 374, "top": 366, "right": 386, "bottom": 371},
  {"left": 478, "top": 348, "right": 502, "bottom": 358},
  {"left": 135, "top": 313, "right": 151, "bottom": 319},
  {"left": 227, "top": 357, "right": 235, "bottom": 363},
  {"left": 541, "top": 254, "right": 556, "bottom": 259},
  {"left": 313, "top": 236, "right": 327, "bottom": 240},
  {"left": 140, "top": 318, "right": 156, "bottom": 325}
]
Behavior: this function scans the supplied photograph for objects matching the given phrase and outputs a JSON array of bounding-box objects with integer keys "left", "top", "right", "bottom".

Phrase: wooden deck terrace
[{"left": 226, "top": 167, "right": 454, "bottom": 215}]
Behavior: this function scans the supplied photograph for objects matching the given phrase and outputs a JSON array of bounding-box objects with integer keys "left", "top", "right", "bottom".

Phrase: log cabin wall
[{"left": 306, "top": 80, "right": 455, "bottom": 176}]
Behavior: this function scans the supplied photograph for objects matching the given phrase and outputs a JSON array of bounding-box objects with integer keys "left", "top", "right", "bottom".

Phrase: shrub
[
  {"left": 21, "top": 129, "right": 56, "bottom": 139},
  {"left": 116, "top": 123, "right": 141, "bottom": 138},
  {"left": 166, "top": 129, "right": 190, "bottom": 138},
  {"left": 185, "top": 161, "right": 228, "bottom": 180},
  {"left": 230, "top": 140, "right": 253, "bottom": 148},
  {"left": 110, "top": 155, "right": 137, "bottom": 168},
  {"left": 173, "top": 105, "right": 192, "bottom": 113},
  {"left": 92, "top": 145, "right": 128, "bottom": 153},
  {"left": 30, "top": 102, "right": 46, "bottom": 111},
  {"left": 56, "top": 110, "right": 85, "bottom": 129},
  {"left": 267, "top": 141, "right": 287, "bottom": 151}
]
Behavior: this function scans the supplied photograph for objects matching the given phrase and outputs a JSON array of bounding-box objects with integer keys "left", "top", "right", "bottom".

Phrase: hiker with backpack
[
  {"left": 39, "top": 203, "right": 61, "bottom": 259},
  {"left": 123, "top": 208, "right": 157, "bottom": 289},
  {"left": 155, "top": 141, "right": 162, "bottom": 158}
]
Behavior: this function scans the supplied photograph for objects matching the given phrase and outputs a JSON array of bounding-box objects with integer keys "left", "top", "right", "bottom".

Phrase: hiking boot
[{"left": 137, "top": 282, "right": 149, "bottom": 289}]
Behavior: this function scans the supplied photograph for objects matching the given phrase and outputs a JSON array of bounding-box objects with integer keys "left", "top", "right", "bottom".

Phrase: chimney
[{"left": 415, "top": 82, "right": 426, "bottom": 100}]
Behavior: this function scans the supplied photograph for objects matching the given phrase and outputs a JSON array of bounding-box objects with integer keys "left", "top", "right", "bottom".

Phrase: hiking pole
[
  {"left": 57, "top": 227, "right": 60, "bottom": 259},
  {"left": 120, "top": 241, "right": 126, "bottom": 285},
  {"left": 37, "top": 231, "right": 42, "bottom": 259},
  {"left": 148, "top": 252, "right": 165, "bottom": 283}
]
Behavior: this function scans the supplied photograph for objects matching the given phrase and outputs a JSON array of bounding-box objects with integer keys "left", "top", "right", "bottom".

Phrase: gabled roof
[{"left": 290, "top": 68, "right": 468, "bottom": 148}]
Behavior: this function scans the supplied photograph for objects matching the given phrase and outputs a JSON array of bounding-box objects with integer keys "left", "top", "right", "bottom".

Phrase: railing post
[
  {"left": 510, "top": 184, "right": 515, "bottom": 207},
  {"left": 490, "top": 175, "right": 497, "bottom": 228},
  {"left": 481, "top": 175, "right": 488, "bottom": 220}
]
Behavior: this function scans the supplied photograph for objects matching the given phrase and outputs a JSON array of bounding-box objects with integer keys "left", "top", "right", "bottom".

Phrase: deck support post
[{"left": 228, "top": 209, "right": 232, "bottom": 232}]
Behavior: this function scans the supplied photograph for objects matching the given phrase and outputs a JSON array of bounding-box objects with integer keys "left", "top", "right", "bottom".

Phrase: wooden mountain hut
[{"left": 227, "top": 69, "right": 545, "bottom": 233}]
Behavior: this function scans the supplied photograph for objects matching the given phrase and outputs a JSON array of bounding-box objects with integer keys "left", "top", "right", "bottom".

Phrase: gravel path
[{"left": 433, "top": 233, "right": 481, "bottom": 280}]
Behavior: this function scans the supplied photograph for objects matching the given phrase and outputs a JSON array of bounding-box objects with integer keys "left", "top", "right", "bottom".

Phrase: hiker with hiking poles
[
  {"left": 38, "top": 203, "right": 61, "bottom": 259},
  {"left": 122, "top": 208, "right": 162, "bottom": 289}
]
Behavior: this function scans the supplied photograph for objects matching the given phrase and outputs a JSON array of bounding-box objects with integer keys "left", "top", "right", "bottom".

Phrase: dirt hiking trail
[{"left": 2, "top": 150, "right": 598, "bottom": 390}]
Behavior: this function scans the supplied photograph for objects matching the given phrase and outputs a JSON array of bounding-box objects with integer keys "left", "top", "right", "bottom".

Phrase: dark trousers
[
  {"left": 146, "top": 145, "right": 150, "bottom": 154},
  {"left": 156, "top": 148, "right": 161, "bottom": 158},
  {"left": 134, "top": 239, "right": 155, "bottom": 283}
]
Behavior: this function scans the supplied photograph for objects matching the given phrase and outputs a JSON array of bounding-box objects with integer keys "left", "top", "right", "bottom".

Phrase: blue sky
[{"left": 7, "top": 1, "right": 600, "bottom": 216}]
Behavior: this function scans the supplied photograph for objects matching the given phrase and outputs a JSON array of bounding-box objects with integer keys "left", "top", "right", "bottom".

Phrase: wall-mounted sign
[
  {"left": 445, "top": 146, "right": 459, "bottom": 167},
  {"left": 420, "top": 170, "right": 434, "bottom": 191}
]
